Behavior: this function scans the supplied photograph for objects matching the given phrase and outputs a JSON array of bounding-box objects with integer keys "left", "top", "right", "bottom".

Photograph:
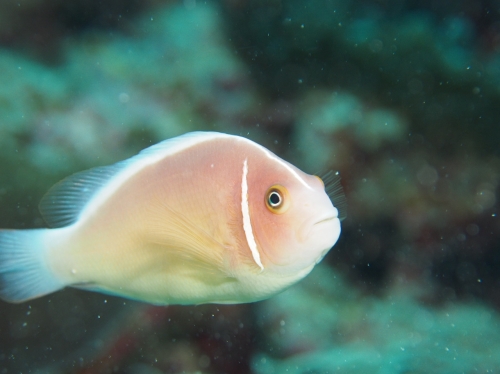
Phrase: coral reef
[{"left": 253, "top": 266, "right": 500, "bottom": 373}]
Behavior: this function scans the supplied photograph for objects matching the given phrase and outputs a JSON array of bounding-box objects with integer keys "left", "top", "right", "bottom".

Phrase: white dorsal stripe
[
  {"left": 237, "top": 137, "right": 312, "bottom": 190},
  {"left": 241, "top": 159, "right": 264, "bottom": 270},
  {"left": 261, "top": 149, "right": 312, "bottom": 190},
  {"left": 72, "top": 131, "right": 311, "bottom": 230},
  {"left": 76, "top": 132, "right": 234, "bottom": 226}
]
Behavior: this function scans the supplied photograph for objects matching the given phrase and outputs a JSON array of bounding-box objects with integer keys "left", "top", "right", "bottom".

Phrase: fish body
[{"left": 0, "top": 132, "right": 342, "bottom": 305}]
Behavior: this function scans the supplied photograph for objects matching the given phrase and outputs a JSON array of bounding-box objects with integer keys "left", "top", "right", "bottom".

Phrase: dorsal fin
[
  {"left": 38, "top": 163, "right": 125, "bottom": 228},
  {"left": 38, "top": 132, "right": 230, "bottom": 228}
]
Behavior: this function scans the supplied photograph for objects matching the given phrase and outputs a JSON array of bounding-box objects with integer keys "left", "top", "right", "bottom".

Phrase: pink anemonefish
[{"left": 0, "top": 132, "right": 345, "bottom": 305}]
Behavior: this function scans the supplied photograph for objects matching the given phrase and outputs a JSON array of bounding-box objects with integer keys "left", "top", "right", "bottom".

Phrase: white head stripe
[{"left": 241, "top": 158, "right": 264, "bottom": 270}]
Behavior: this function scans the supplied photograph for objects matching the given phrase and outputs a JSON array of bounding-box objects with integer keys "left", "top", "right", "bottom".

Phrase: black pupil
[{"left": 269, "top": 191, "right": 281, "bottom": 206}]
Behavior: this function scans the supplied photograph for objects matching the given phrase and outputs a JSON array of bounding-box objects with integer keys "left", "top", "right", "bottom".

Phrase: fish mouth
[
  {"left": 314, "top": 216, "right": 337, "bottom": 225},
  {"left": 298, "top": 209, "right": 340, "bottom": 242}
]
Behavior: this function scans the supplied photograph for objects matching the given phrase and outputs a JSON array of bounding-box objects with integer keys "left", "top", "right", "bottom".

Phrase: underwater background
[{"left": 1, "top": 0, "right": 500, "bottom": 373}]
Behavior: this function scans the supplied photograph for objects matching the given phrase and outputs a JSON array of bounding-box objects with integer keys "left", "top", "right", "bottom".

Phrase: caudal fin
[{"left": 0, "top": 229, "right": 64, "bottom": 303}]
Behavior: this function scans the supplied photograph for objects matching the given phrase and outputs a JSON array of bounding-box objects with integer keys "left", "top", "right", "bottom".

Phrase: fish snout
[{"left": 298, "top": 207, "right": 339, "bottom": 242}]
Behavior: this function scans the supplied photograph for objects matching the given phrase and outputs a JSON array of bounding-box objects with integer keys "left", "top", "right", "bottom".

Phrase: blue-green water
[{"left": 0, "top": 1, "right": 499, "bottom": 373}]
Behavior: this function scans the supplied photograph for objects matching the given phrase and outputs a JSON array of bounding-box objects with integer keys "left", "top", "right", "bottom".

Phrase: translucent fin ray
[
  {"left": 38, "top": 132, "right": 230, "bottom": 229},
  {"left": 321, "top": 170, "right": 347, "bottom": 221},
  {"left": 0, "top": 229, "right": 64, "bottom": 303}
]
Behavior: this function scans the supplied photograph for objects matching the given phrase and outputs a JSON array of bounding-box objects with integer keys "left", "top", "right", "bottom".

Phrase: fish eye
[
  {"left": 268, "top": 191, "right": 282, "bottom": 207},
  {"left": 265, "top": 185, "right": 289, "bottom": 214}
]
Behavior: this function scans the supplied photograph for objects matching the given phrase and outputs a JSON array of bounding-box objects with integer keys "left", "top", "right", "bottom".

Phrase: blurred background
[{"left": 0, "top": 0, "right": 499, "bottom": 373}]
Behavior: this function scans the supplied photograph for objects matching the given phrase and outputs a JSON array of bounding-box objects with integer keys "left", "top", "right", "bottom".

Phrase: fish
[{"left": 0, "top": 132, "right": 344, "bottom": 305}]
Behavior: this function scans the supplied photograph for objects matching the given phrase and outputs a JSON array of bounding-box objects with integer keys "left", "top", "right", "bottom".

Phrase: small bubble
[
  {"left": 417, "top": 165, "right": 438, "bottom": 186},
  {"left": 369, "top": 39, "right": 383, "bottom": 53},
  {"left": 184, "top": 0, "right": 196, "bottom": 9},
  {"left": 119, "top": 93, "right": 130, "bottom": 103},
  {"left": 408, "top": 78, "right": 424, "bottom": 94},
  {"left": 475, "top": 187, "right": 496, "bottom": 210},
  {"left": 466, "top": 224, "right": 479, "bottom": 236},
  {"left": 198, "top": 355, "right": 210, "bottom": 368}
]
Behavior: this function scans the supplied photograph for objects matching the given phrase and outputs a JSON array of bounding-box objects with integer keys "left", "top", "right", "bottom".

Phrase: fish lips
[
  {"left": 299, "top": 209, "right": 341, "bottom": 248},
  {"left": 312, "top": 215, "right": 341, "bottom": 263}
]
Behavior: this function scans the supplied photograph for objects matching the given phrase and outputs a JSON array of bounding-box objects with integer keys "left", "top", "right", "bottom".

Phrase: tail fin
[{"left": 0, "top": 229, "right": 64, "bottom": 303}]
